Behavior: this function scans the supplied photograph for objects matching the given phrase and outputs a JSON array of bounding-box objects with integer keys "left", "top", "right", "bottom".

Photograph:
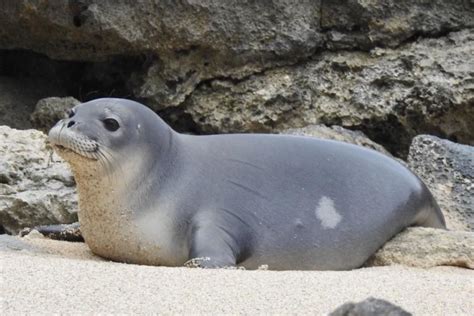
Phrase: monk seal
[{"left": 48, "top": 98, "right": 446, "bottom": 270}]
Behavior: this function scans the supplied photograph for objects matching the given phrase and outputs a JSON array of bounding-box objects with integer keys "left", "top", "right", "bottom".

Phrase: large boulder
[
  {"left": 322, "top": 0, "right": 474, "bottom": 50},
  {"left": 368, "top": 227, "right": 474, "bottom": 269},
  {"left": 0, "top": 126, "right": 77, "bottom": 234},
  {"left": 0, "top": 1, "right": 472, "bottom": 111},
  {"left": 408, "top": 135, "right": 473, "bottom": 231},
  {"left": 184, "top": 29, "right": 474, "bottom": 157},
  {"left": 0, "top": 0, "right": 322, "bottom": 109}
]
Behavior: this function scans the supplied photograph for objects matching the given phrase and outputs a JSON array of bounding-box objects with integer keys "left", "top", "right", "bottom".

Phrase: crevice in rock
[
  {"left": 158, "top": 105, "right": 201, "bottom": 134},
  {"left": 396, "top": 27, "right": 470, "bottom": 47},
  {"left": 69, "top": 0, "right": 90, "bottom": 28},
  {"left": 348, "top": 116, "right": 414, "bottom": 159},
  {"left": 345, "top": 113, "right": 465, "bottom": 159},
  {"left": 173, "top": 45, "right": 201, "bottom": 57},
  {"left": 0, "top": 49, "right": 163, "bottom": 129},
  {"left": 0, "top": 49, "right": 146, "bottom": 101}
]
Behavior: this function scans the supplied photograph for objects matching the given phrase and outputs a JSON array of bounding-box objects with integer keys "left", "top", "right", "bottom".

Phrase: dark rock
[
  {"left": 1, "top": 1, "right": 472, "bottom": 111},
  {"left": 329, "top": 297, "right": 412, "bottom": 316},
  {"left": 0, "top": 0, "right": 323, "bottom": 109}
]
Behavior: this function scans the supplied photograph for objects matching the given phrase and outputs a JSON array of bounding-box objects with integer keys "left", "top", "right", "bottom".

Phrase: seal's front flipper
[
  {"left": 20, "top": 222, "right": 83, "bottom": 242},
  {"left": 187, "top": 225, "right": 238, "bottom": 268},
  {"left": 184, "top": 256, "right": 225, "bottom": 268}
]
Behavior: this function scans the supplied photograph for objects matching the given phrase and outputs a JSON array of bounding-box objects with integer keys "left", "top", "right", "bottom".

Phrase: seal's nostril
[{"left": 67, "top": 121, "right": 75, "bottom": 128}]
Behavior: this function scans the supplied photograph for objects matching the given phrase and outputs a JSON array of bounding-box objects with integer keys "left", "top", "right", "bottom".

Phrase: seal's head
[
  {"left": 48, "top": 98, "right": 173, "bottom": 180},
  {"left": 48, "top": 99, "right": 179, "bottom": 263}
]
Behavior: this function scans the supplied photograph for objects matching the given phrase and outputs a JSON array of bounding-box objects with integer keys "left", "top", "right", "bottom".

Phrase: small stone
[
  {"left": 22, "top": 229, "right": 45, "bottom": 240},
  {"left": 30, "top": 97, "right": 80, "bottom": 132},
  {"left": 329, "top": 297, "right": 412, "bottom": 316}
]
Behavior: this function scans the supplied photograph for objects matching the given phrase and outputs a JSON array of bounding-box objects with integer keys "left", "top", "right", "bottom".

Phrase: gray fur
[{"left": 48, "top": 98, "right": 446, "bottom": 270}]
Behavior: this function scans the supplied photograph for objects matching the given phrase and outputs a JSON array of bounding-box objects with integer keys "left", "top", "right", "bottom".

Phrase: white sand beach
[{"left": 1, "top": 235, "right": 472, "bottom": 315}]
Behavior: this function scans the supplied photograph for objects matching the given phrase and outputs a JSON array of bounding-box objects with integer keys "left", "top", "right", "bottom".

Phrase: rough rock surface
[
  {"left": 408, "top": 135, "right": 473, "bottom": 231},
  {"left": 321, "top": 1, "right": 474, "bottom": 50},
  {"left": 282, "top": 125, "right": 393, "bottom": 156},
  {"left": 30, "top": 97, "right": 80, "bottom": 132},
  {"left": 329, "top": 297, "right": 412, "bottom": 316},
  {"left": 368, "top": 227, "right": 474, "bottom": 269},
  {"left": 0, "top": 0, "right": 322, "bottom": 109},
  {"left": 185, "top": 29, "right": 474, "bottom": 156},
  {"left": 0, "top": 126, "right": 77, "bottom": 234},
  {"left": 0, "top": 1, "right": 472, "bottom": 110}
]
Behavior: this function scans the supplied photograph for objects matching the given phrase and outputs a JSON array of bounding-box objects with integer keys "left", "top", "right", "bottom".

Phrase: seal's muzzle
[{"left": 48, "top": 120, "right": 99, "bottom": 160}]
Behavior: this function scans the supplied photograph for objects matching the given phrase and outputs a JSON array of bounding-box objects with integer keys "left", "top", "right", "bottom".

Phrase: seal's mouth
[
  {"left": 53, "top": 144, "right": 69, "bottom": 151},
  {"left": 50, "top": 141, "right": 99, "bottom": 160},
  {"left": 51, "top": 143, "right": 83, "bottom": 155},
  {"left": 48, "top": 124, "right": 100, "bottom": 160}
]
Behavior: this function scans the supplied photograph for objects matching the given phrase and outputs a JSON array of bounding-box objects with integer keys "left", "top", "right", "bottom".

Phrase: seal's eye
[
  {"left": 67, "top": 109, "right": 75, "bottom": 118},
  {"left": 103, "top": 118, "right": 120, "bottom": 132}
]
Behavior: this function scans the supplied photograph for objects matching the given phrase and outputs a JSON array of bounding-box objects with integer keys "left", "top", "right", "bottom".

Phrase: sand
[{"left": 1, "top": 235, "right": 473, "bottom": 315}]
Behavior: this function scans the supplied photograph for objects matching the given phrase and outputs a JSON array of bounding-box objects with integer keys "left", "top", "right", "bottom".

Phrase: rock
[
  {"left": 185, "top": 29, "right": 474, "bottom": 157},
  {"left": 329, "top": 297, "right": 412, "bottom": 316},
  {"left": 322, "top": 0, "right": 474, "bottom": 51},
  {"left": 0, "top": 76, "right": 66, "bottom": 129},
  {"left": 30, "top": 97, "right": 80, "bottom": 132},
  {"left": 0, "top": 0, "right": 323, "bottom": 109},
  {"left": 22, "top": 229, "right": 46, "bottom": 240},
  {"left": 367, "top": 227, "right": 474, "bottom": 269},
  {"left": 408, "top": 135, "right": 473, "bottom": 231},
  {"left": 0, "top": 1, "right": 472, "bottom": 110},
  {"left": 282, "top": 125, "right": 393, "bottom": 156},
  {"left": 0, "top": 126, "right": 78, "bottom": 235}
]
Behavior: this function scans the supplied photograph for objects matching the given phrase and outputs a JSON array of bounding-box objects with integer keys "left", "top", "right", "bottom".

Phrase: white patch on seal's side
[{"left": 315, "top": 196, "right": 342, "bottom": 229}]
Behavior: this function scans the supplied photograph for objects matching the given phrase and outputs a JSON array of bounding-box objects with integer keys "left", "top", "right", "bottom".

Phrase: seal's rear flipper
[{"left": 417, "top": 204, "right": 447, "bottom": 230}]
